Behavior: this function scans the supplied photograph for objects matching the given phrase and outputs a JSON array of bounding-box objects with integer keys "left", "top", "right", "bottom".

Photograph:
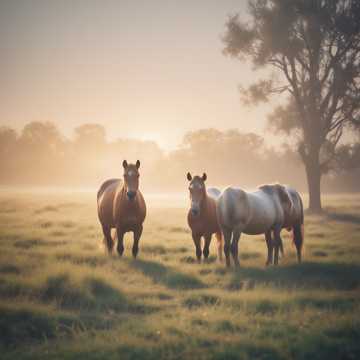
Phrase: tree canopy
[{"left": 223, "top": 0, "right": 360, "bottom": 211}]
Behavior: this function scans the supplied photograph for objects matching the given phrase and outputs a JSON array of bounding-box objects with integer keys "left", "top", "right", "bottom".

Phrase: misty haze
[{"left": 1, "top": 1, "right": 360, "bottom": 359}]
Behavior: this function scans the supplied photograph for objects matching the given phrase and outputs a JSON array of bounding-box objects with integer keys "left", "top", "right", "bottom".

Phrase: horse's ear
[
  {"left": 187, "top": 172, "right": 192, "bottom": 181},
  {"left": 136, "top": 160, "right": 140, "bottom": 169},
  {"left": 122, "top": 160, "right": 128, "bottom": 169},
  {"left": 202, "top": 173, "right": 207, "bottom": 182}
]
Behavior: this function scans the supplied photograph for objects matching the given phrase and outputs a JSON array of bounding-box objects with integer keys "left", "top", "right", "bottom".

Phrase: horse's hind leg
[
  {"left": 293, "top": 224, "right": 303, "bottom": 263},
  {"left": 102, "top": 225, "right": 114, "bottom": 254},
  {"left": 221, "top": 227, "right": 232, "bottom": 268},
  {"left": 230, "top": 230, "right": 241, "bottom": 268},
  {"left": 265, "top": 230, "right": 273, "bottom": 266},
  {"left": 132, "top": 225, "right": 143, "bottom": 259},
  {"left": 273, "top": 225, "right": 283, "bottom": 266},
  {"left": 203, "top": 234, "right": 212, "bottom": 261},
  {"left": 215, "top": 232, "right": 223, "bottom": 262}
]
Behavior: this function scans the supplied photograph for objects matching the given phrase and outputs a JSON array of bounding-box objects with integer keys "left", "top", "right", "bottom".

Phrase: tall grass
[{"left": 0, "top": 191, "right": 359, "bottom": 359}]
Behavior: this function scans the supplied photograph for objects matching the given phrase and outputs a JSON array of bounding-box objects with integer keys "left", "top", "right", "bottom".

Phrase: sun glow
[{"left": 137, "top": 131, "right": 172, "bottom": 150}]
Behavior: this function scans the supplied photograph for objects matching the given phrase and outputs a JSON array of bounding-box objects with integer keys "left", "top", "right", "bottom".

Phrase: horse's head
[
  {"left": 123, "top": 160, "right": 140, "bottom": 201},
  {"left": 187, "top": 172, "right": 207, "bottom": 216}
]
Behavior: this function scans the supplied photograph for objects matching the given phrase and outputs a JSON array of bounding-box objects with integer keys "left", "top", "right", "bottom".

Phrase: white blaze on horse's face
[{"left": 189, "top": 178, "right": 205, "bottom": 216}]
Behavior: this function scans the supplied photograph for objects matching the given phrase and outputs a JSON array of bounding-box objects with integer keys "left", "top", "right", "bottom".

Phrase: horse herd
[{"left": 97, "top": 160, "right": 304, "bottom": 268}]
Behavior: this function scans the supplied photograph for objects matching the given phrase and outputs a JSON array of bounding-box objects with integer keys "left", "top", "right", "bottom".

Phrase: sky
[{"left": 0, "top": 0, "right": 276, "bottom": 150}]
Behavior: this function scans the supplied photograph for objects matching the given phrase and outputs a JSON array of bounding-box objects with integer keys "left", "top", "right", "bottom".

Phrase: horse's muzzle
[
  {"left": 191, "top": 208, "right": 199, "bottom": 216},
  {"left": 127, "top": 191, "right": 136, "bottom": 200}
]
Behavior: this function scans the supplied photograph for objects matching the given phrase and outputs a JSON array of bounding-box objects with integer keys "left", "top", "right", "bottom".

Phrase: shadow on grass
[
  {"left": 0, "top": 304, "right": 116, "bottom": 349},
  {"left": 0, "top": 278, "right": 29, "bottom": 299},
  {"left": 240, "top": 252, "right": 262, "bottom": 260},
  {"left": 228, "top": 262, "right": 360, "bottom": 291},
  {"left": 312, "top": 250, "right": 328, "bottom": 257},
  {"left": 326, "top": 211, "right": 360, "bottom": 224},
  {"left": 211, "top": 343, "right": 281, "bottom": 360},
  {"left": 290, "top": 322, "right": 360, "bottom": 360},
  {"left": 2, "top": 321, "right": 360, "bottom": 360},
  {"left": 142, "top": 245, "right": 188, "bottom": 257},
  {"left": 14, "top": 238, "right": 67, "bottom": 249},
  {"left": 0, "top": 264, "right": 21, "bottom": 275},
  {"left": 183, "top": 293, "right": 220, "bottom": 309},
  {"left": 129, "top": 259, "right": 205, "bottom": 290},
  {"left": 39, "top": 274, "right": 157, "bottom": 314},
  {"left": 56, "top": 253, "right": 107, "bottom": 267},
  {"left": 0, "top": 306, "right": 67, "bottom": 348},
  {"left": 142, "top": 245, "right": 167, "bottom": 255}
]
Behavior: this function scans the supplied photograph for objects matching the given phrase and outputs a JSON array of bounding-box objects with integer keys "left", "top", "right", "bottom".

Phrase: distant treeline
[{"left": 0, "top": 122, "right": 359, "bottom": 192}]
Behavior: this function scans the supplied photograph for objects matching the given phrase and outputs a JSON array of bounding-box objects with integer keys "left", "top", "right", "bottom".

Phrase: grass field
[{"left": 0, "top": 190, "right": 360, "bottom": 359}]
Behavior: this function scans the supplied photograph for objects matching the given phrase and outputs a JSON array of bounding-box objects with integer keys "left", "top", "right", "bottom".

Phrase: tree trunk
[{"left": 304, "top": 152, "right": 322, "bottom": 212}]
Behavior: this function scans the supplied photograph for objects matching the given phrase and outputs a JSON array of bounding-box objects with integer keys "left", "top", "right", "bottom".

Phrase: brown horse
[
  {"left": 187, "top": 172, "right": 223, "bottom": 263},
  {"left": 97, "top": 160, "right": 146, "bottom": 257}
]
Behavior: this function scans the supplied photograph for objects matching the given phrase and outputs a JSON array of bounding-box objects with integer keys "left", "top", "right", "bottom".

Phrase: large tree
[{"left": 223, "top": 0, "right": 360, "bottom": 211}]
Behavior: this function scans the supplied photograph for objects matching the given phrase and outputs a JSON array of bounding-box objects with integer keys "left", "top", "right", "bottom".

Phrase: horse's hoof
[{"left": 203, "top": 257, "right": 210, "bottom": 264}]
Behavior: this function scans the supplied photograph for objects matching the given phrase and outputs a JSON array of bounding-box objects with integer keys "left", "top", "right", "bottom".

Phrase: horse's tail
[
  {"left": 216, "top": 232, "right": 223, "bottom": 261},
  {"left": 279, "top": 238, "right": 284, "bottom": 256},
  {"left": 292, "top": 193, "right": 304, "bottom": 263}
]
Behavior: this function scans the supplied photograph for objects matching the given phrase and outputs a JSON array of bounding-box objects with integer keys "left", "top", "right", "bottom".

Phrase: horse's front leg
[
  {"left": 192, "top": 233, "right": 202, "bottom": 263},
  {"left": 221, "top": 227, "right": 232, "bottom": 268},
  {"left": 265, "top": 230, "right": 273, "bottom": 266},
  {"left": 102, "top": 225, "right": 114, "bottom": 254},
  {"left": 116, "top": 225, "right": 125, "bottom": 256},
  {"left": 273, "top": 225, "right": 282, "bottom": 266},
  {"left": 132, "top": 225, "right": 143, "bottom": 259},
  {"left": 203, "top": 234, "right": 212, "bottom": 261},
  {"left": 231, "top": 230, "right": 241, "bottom": 268}
]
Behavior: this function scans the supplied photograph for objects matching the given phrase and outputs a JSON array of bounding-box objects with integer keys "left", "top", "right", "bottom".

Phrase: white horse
[{"left": 216, "top": 184, "right": 298, "bottom": 267}]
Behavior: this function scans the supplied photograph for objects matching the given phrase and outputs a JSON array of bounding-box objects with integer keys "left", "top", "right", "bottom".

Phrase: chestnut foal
[{"left": 187, "top": 173, "right": 222, "bottom": 263}]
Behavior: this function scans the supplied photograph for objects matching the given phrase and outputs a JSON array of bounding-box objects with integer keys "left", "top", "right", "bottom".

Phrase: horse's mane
[{"left": 258, "top": 183, "right": 287, "bottom": 194}]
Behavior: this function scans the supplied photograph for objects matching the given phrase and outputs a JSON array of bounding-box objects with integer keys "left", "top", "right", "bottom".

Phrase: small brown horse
[
  {"left": 187, "top": 173, "right": 223, "bottom": 263},
  {"left": 97, "top": 160, "right": 146, "bottom": 257}
]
